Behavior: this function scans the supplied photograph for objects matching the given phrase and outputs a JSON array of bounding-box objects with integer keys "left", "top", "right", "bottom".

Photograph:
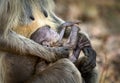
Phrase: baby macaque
[
  {"left": 30, "top": 22, "right": 97, "bottom": 83},
  {"left": 30, "top": 21, "right": 81, "bottom": 63}
]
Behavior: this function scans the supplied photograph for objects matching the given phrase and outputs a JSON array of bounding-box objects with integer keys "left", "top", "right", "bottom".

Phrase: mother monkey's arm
[{"left": 0, "top": 0, "right": 68, "bottom": 62}]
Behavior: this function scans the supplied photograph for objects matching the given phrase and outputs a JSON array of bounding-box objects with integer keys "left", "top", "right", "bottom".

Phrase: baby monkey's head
[{"left": 30, "top": 25, "right": 60, "bottom": 47}]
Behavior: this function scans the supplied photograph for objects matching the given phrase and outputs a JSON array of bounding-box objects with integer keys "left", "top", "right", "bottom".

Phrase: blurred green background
[{"left": 55, "top": 0, "right": 120, "bottom": 83}]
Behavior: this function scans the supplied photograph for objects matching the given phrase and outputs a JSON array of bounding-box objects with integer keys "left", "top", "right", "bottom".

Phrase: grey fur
[{"left": 0, "top": 0, "right": 82, "bottom": 83}]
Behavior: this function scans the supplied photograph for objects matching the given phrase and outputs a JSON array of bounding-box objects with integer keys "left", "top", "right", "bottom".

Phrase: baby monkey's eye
[{"left": 42, "top": 41, "right": 50, "bottom": 47}]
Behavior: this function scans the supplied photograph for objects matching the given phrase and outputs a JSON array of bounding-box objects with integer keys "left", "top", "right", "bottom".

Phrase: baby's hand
[{"left": 61, "top": 21, "right": 81, "bottom": 28}]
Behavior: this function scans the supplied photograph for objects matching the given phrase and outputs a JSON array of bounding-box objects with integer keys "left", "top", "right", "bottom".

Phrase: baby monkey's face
[{"left": 30, "top": 25, "right": 60, "bottom": 47}]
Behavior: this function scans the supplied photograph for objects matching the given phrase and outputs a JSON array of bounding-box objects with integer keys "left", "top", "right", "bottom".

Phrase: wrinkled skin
[
  {"left": 77, "top": 33, "right": 96, "bottom": 73},
  {"left": 31, "top": 22, "right": 96, "bottom": 74},
  {"left": 31, "top": 25, "right": 61, "bottom": 47}
]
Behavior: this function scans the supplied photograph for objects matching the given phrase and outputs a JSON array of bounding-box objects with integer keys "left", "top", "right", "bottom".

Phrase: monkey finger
[
  {"left": 50, "top": 47, "right": 69, "bottom": 59},
  {"left": 83, "top": 47, "right": 96, "bottom": 58},
  {"left": 81, "top": 67, "right": 93, "bottom": 74},
  {"left": 78, "top": 41, "right": 90, "bottom": 46},
  {"left": 62, "top": 21, "right": 81, "bottom": 28},
  {"left": 82, "top": 62, "right": 96, "bottom": 72},
  {"left": 83, "top": 66, "right": 96, "bottom": 73},
  {"left": 78, "top": 43, "right": 91, "bottom": 49},
  {"left": 73, "top": 20, "right": 81, "bottom": 24},
  {"left": 82, "top": 56, "right": 96, "bottom": 69},
  {"left": 81, "top": 62, "right": 96, "bottom": 73},
  {"left": 83, "top": 56, "right": 96, "bottom": 67},
  {"left": 61, "top": 22, "right": 73, "bottom": 27}
]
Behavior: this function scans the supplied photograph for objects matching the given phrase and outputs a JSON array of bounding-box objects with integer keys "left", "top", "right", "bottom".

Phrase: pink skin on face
[{"left": 38, "top": 26, "right": 60, "bottom": 47}]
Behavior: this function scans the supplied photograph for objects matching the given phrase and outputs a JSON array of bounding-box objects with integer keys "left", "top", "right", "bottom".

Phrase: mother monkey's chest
[
  {"left": 0, "top": 4, "right": 49, "bottom": 83},
  {"left": 0, "top": 0, "right": 61, "bottom": 83},
  {"left": 0, "top": 51, "right": 38, "bottom": 83}
]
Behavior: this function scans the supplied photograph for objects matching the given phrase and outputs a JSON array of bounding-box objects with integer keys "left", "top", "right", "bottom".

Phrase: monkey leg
[
  {"left": 81, "top": 68, "right": 98, "bottom": 83},
  {"left": 69, "top": 47, "right": 81, "bottom": 63},
  {"left": 71, "top": 32, "right": 98, "bottom": 83},
  {"left": 25, "top": 59, "right": 82, "bottom": 83},
  {"left": 64, "top": 25, "right": 80, "bottom": 49},
  {"left": 81, "top": 47, "right": 98, "bottom": 83},
  {"left": 77, "top": 48, "right": 97, "bottom": 83},
  {"left": 69, "top": 32, "right": 90, "bottom": 63},
  {"left": 75, "top": 57, "right": 98, "bottom": 83}
]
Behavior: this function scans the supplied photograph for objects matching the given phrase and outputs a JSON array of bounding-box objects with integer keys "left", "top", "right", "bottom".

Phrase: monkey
[
  {"left": 0, "top": 0, "right": 82, "bottom": 83},
  {"left": 29, "top": 22, "right": 80, "bottom": 73},
  {"left": 0, "top": 0, "right": 97, "bottom": 83},
  {"left": 30, "top": 22, "right": 97, "bottom": 83},
  {"left": 30, "top": 21, "right": 80, "bottom": 47}
]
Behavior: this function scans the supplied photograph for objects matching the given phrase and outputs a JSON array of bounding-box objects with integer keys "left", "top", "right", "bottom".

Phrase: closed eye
[
  {"left": 42, "top": 8, "right": 48, "bottom": 18},
  {"left": 30, "top": 15, "right": 35, "bottom": 20}
]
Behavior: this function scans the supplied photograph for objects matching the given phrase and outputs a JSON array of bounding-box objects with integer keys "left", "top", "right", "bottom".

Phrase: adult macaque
[
  {"left": 0, "top": 0, "right": 97, "bottom": 83},
  {"left": 0, "top": 0, "right": 82, "bottom": 83}
]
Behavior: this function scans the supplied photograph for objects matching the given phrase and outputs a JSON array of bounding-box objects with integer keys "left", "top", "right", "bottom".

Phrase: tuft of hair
[
  {"left": 39, "top": 0, "right": 55, "bottom": 12},
  {"left": 0, "top": 0, "right": 22, "bottom": 34}
]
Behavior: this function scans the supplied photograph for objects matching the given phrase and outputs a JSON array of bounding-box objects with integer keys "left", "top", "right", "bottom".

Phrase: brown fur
[{"left": 0, "top": 0, "right": 82, "bottom": 83}]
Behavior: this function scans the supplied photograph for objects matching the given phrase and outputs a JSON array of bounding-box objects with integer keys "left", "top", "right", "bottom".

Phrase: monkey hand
[
  {"left": 78, "top": 33, "right": 96, "bottom": 73},
  {"left": 54, "top": 46, "right": 70, "bottom": 59},
  {"left": 81, "top": 46, "right": 96, "bottom": 74},
  {"left": 44, "top": 46, "right": 69, "bottom": 60},
  {"left": 58, "top": 21, "right": 81, "bottom": 36},
  {"left": 61, "top": 21, "right": 81, "bottom": 28},
  {"left": 78, "top": 33, "right": 91, "bottom": 49}
]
